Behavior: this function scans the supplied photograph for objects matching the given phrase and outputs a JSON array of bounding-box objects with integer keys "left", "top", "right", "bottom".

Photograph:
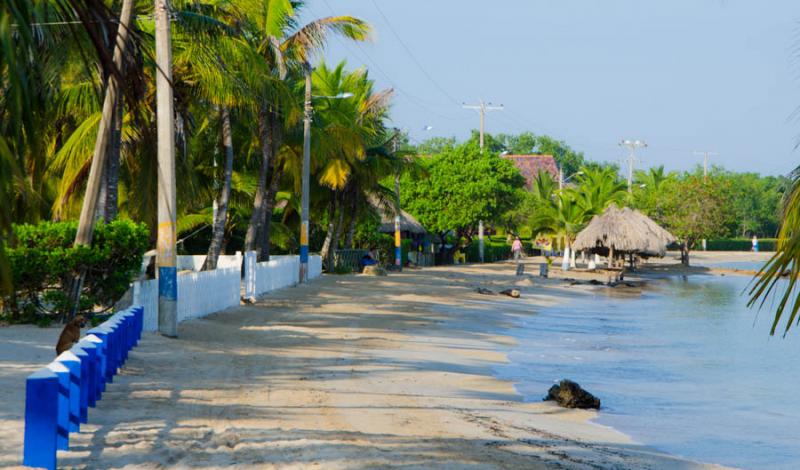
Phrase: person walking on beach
[
  {"left": 512, "top": 236, "right": 523, "bottom": 262},
  {"left": 752, "top": 235, "right": 759, "bottom": 252}
]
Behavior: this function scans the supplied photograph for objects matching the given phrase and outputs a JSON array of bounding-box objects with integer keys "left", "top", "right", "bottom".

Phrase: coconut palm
[
  {"left": 239, "top": 1, "right": 371, "bottom": 261},
  {"left": 748, "top": 165, "right": 800, "bottom": 335},
  {"left": 529, "top": 191, "right": 588, "bottom": 270}
]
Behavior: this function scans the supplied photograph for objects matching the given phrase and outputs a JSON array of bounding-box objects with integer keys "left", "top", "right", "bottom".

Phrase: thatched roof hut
[
  {"left": 573, "top": 205, "right": 675, "bottom": 257},
  {"left": 368, "top": 195, "right": 426, "bottom": 235}
]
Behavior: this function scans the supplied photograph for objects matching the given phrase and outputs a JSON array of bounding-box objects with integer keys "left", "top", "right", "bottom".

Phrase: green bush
[
  {"left": 705, "top": 238, "right": 776, "bottom": 251},
  {"left": 2, "top": 220, "right": 149, "bottom": 322},
  {"left": 465, "top": 239, "right": 512, "bottom": 262}
]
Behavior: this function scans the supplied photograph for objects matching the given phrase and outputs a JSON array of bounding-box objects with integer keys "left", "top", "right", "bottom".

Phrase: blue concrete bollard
[
  {"left": 23, "top": 368, "right": 59, "bottom": 470},
  {"left": 56, "top": 351, "right": 81, "bottom": 433},
  {"left": 70, "top": 345, "right": 90, "bottom": 423},
  {"left": 83, "top": 333, "right": 107, "bottom": 395},
  {"left": 88, "top": 326, "right": 115, "bottom": 382},
  {"left": 77, "top": 339, "right": 99, "bottom": 407},
  {"left": 45, "top": 361, "right": 71, "bottom": 451}
]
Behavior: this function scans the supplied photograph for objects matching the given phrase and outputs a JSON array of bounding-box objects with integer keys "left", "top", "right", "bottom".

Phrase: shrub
[
  {"left": 705, "top": 238, "right": 777, "bottom": 251},
  {"left": 2, "top": 220, "right": 149, "bottom": 322}
]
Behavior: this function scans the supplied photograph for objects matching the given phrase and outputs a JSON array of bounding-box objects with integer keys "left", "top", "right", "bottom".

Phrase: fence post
[
  {"left": 87, "top": 327, "right": 114, "bottom": 383},
  {"left": 77, "top": 339, "right": 99, "bottom": 407},
  {"left": 23, "top": 369, "right": 59, "bottom": 470},
  {"left": 45, "top": 361, "right": 70, "bottom": 450},
  {"left": 83, "top": 333, "right": 107, "bottom": 395},
  {"left": 245, "top": 250, "right": 256, "bottom": 301},
  {"left": 69, "top": 346, "right": 90, "bottom": 423},
  {"left": 56, "top": 351, "right": 81, "bottom": 433}
]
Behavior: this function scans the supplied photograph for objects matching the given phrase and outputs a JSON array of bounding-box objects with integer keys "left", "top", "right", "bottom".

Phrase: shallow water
[{"left": 498, "top": 274, "right": 800, "bottom": 469}]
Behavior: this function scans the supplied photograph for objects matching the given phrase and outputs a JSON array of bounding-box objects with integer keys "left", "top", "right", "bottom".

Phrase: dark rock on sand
[{"left": 544, "top": 379, "right": 601, "bottom": 409}]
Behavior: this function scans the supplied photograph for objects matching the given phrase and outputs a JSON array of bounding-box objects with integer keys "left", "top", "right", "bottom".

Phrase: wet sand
[{"left": 0, "top": 261, "right": 734, "bottom": 469}]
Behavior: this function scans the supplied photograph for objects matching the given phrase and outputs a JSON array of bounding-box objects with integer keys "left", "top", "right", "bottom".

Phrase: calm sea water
[{"left": 498, "top": 273, "right": 800, "bottom": 469}]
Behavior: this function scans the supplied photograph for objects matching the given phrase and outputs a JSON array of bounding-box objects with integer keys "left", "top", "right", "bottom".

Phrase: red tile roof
[{"left": 502, "top": 154, "right": 559, "bottom": 189}]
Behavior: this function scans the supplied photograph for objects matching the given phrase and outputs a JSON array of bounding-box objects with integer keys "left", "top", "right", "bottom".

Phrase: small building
[{"left": 501, "top": 154, "right": 559, "bottom": 190}]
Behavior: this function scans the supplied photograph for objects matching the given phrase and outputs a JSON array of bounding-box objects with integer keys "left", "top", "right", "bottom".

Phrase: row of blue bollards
[{"left": 22, "top": 306, "right": 144, "bottom": 470}]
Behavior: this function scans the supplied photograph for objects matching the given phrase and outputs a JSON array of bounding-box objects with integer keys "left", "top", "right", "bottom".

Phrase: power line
[
  {"left": 369, "top": 0, "right": 461, "bottom": 107},
  {"left": 314, "top": 0, "right": 464, "bottom": 122}
]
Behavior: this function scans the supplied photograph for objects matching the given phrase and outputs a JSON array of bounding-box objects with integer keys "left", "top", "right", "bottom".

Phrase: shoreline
[{"left": 0, "top": 258, "right": 747, "bottom": 469}]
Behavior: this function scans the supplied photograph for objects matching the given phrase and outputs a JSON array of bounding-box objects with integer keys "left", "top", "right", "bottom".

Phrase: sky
[{"left": 300, "top": 0, "right": 800, "bottom": 176}]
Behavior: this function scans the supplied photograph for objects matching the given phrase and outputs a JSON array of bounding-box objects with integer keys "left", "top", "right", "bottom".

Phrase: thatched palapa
[
  {"left": 573, "top": 205, "right": 675, "bottom": 257},
  {"left": 368, "top": 195, "right": 426, "bottom": 235}
]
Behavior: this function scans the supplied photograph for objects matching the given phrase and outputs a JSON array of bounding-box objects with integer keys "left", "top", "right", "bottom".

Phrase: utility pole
[
  {"left": 619, "top": 139, "right": 647, "bottom": 193},
  {"left": 462, "top": 100, "right": 504, "bottom": 153},
  {"left": 693, "top": 150, "right": 718, "bottom": 181},
  {"left": 299, "top": 63, "right": 312, "bottom": 284},
  {"left": 463, "top": 100, "right": 503, "bottom": 263},
  {"left": 393, "top": 130, "right": 402, "bottom": 271},
  {"left": 155, "top": 0, "right": 177, "bottom": 337}
]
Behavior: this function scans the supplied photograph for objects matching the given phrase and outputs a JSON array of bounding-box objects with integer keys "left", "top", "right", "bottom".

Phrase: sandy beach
[{"left": 0, "top": 254, "right": 756, "bottom": 469}]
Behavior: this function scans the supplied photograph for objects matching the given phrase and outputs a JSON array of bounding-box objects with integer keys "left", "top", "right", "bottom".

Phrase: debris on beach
[
  {"left": 499, "top": 288, "right": 521, "bottom": 298},
  {"left": 363, "top": 265, "right": 388, "bottom": 276},
  {"left": 474, "top": 287, "right": 496, "bottom": 295},
  {"left": 544, "top": 379, "right": 601, "bottom": 409}
]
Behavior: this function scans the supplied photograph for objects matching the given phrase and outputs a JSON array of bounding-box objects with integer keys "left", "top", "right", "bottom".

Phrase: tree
[
  {"left": 401, "top": 142, "right": 525, "bottom": 255},
  {"left": 748, "top": 165, "right": 800, "bottom": 335},
  {"left": 658, "top": 175, "right": 735, "bottom": 265}
]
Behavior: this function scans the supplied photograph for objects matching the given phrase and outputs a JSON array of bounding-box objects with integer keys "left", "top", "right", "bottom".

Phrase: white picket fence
[{"left": 133, "top": 253, "right": 322, "bottom": 332}]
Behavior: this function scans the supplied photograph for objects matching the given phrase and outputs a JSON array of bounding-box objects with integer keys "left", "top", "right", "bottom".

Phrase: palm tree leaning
[{"left": 748, "top": 165, "right": 800, "bottom": 335}]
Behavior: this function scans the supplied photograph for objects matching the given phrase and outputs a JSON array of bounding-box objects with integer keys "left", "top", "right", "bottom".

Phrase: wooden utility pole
[
  {"left": 155, "top": 0, "right": 177, "bottom": 337},
  {"left": 462, "top": 100, "right": 503, "bottom": 263},
  {"left": 694, "top": 150, "right": 719, "bottom": 181}
]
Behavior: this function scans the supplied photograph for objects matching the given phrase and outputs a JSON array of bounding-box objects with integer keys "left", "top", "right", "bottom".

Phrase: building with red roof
[{"left": 501, "top": 154, "right": 560, "bottom": 190}]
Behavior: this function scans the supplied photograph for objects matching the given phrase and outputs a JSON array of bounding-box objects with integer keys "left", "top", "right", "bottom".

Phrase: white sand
[{"left": 0, "top": 261, "right": 734, "bottom": 469}]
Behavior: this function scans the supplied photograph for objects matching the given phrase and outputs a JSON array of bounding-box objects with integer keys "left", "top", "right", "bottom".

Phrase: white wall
[
  {"left": 135, "top": 254, "right": 323, "bottom": 332},
  {"left": 309, "top": 255, "right": 322, "bottom": 279},
  {"left": 177, "top": 267, "right": 241, "bottom": 322},
  {"left": 177, "top": 252, "right": 242, "bottom": 272},
  {"left": 132, "top": 279, "right": 158, "bottom": 332}
]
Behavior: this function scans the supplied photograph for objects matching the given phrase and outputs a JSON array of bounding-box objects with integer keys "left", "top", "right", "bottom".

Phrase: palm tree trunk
[
  {"left": 105, "top": 96, "right": 123, "bottom": 222},
  {"left": 258, "top": 165, "right": 284, "bottom": 262},
  {"left": 244, "top": 106, "right": 272, "bottom": 254},
  {"left": 202, "top": 106, "right": 234, "bottom": 271},
  {"left": 257, "top": 111, "right": 283, "bottom": 262},
  {"left": 68, "top": 0, "right": 134, "bottom": 318},
  {"left": 320, "top": 194, "right": 338, "bottom": 270},
  {"left": 344, "top": 193, "right": 358, "bottom": 249}
]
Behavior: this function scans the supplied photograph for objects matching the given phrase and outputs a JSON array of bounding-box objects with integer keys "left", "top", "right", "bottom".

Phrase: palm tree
[
  {"left": 529, "top": 191, "right": 587, "bottom": 270},
  {"left": 748, "top": 166, "right": 800, "bottom": 335},
  {"left": 240, "top": 1, "right": 371, "bottom": 261}
]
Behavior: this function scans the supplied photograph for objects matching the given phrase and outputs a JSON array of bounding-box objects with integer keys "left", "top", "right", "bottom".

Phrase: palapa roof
[
  {"left": 368, "top": 195, "right": 426, "bottom": 235},
  {"left": 573, "top": 205, "right": 676, "bottom": 256},
  {"left": 501, "top": 155, "right": 559, "bottom": 190}
]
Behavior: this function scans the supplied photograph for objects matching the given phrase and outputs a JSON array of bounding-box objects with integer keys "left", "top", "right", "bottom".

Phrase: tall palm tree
[{"left": 240, "top": 1, "right": 371, "bottom": 261}]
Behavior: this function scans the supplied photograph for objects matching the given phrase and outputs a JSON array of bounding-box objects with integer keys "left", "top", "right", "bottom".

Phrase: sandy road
[{"left": 1, "top": 262, "right": 730, "bottom": 469}]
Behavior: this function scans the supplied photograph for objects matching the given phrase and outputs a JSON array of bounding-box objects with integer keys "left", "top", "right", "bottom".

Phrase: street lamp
[
  {"left": 299, "top": 65, "right": 353, "bottom": 283},
  {"left": 558, "top": 170, "right": 583, "bottom": 190}
]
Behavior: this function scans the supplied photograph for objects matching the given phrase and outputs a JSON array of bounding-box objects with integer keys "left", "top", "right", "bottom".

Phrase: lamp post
[{"left": 299, "top": 63, "right": 353, "bottom": 283}]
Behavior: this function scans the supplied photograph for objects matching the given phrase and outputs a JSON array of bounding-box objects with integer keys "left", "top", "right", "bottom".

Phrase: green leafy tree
[
  {"left": 658, "top": 175, "right": 735, "bottom": 265},
  {"left": 401, "top": 142, "right": 525, "bottom": 253}
]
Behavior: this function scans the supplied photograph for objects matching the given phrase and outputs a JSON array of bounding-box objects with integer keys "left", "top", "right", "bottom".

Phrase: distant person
[
  {"left": 512, "top": 236, "right": 523, "bottom": 262},
  {"left": 752, "top": 235, "right": 759, "bottom": 252}
]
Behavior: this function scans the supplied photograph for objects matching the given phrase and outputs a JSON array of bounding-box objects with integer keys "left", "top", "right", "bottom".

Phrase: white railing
[{"left": 134, "top": 254, "right": 323, "bottom": 332}]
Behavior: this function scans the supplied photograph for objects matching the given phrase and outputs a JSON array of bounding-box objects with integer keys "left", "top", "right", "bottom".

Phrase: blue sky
[{"left": 302, "top": 1, "right": 799, "bottom": 176}]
